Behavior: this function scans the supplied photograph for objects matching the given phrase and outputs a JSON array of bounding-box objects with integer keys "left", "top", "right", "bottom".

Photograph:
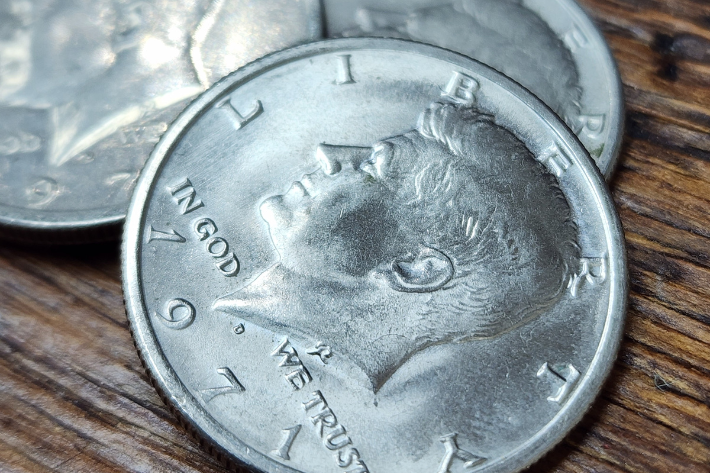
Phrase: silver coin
[
  {"left": 322, "top": 0, "right": 624, "bottom": 179},
  {"left": 0, "top": 0, "right": 321, "bottom": 236},
  {"left": 123, "top": 39, "right": 626, "bottom": 473}
]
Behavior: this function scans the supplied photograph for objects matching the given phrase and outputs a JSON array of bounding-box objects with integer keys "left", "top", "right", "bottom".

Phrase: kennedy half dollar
[{"left": 123, "top": 39, "right": 627, "bottom": 473}]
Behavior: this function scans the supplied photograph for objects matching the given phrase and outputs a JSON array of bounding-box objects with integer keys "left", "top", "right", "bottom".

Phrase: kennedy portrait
[
  {"left": 342, "top": 0, "right": 582, "bottom": 130},
  {"left": 0, "top": 0, "right": 209, "bottom": 166},
  {"left": 215, "top": 102, "right": 580, "bottom": 392}
]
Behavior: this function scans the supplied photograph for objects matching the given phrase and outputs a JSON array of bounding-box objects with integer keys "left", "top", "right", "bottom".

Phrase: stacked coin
[
  {"left": 0, "top": 0, "right": 322, "bottom": 240},
  {"left": 0, "top": 1, "right": 627, "bottom": 472}
]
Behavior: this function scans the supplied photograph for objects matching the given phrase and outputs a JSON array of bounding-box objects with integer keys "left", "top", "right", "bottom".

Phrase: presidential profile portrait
[
  {"left": 341, "top": 0, "right": 582, "bottom": 131},
  {"left": 0, "top": 0, "right": 318, "bottom": 167},
  {"left": 215, "top": 101, "right": 581, "bottom": 393},
  {"left": 0, "top": 0, "right": 211, "bottom": 167}
]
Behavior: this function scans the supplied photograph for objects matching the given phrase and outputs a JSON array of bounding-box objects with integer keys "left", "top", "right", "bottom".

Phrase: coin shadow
[{"left": 0, "top": 238, "right": 122, "bottom": 282}]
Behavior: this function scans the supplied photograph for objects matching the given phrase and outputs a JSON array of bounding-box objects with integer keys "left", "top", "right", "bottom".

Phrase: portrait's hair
[
  {"left": 0, "top": 0, "right": 208, "bottom": 105},
  {"left": 15, "top": 0, "right": 206, "bottom": 51},
  {"left": 455, "top": 0, "right": 581, "bottom": 126},
  {"left": 110, "top": 0, "right": 208, "bottom": 52},
  {"left": 393, "top": 102, "right": 579, "bottom": 341},
  {"left": 353, "top": 0, "right": 581, "bottom": 128}
]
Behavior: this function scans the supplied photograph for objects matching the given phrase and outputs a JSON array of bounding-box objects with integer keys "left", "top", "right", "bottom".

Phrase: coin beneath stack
[
  {"left": 322, "top": 0, "right": 624, "bottom": 179},
  {"left": 123, "top": 39, "right": 627, "bottom": 473},
  {"left": 0, "top": 0, "right": 321, "bottom": 240}
]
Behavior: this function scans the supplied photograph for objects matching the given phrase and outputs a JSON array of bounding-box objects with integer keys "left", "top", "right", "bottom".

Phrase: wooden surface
[{"left": 1, "top": 0, "right": 710, "bottom": 471}]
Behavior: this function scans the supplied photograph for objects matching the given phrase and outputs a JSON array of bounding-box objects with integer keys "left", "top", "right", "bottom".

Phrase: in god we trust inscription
[{"left": 123, "top": 39, "right": 626, "bottom": 473}]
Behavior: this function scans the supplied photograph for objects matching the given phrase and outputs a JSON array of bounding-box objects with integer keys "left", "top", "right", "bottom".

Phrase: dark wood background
[{"left": 1, "top": 0, "right": 709, "bottom": 471}]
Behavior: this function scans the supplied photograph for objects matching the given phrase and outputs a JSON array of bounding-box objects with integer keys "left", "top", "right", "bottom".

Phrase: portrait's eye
[{"left": 361, "top": 142, "right": 393, "bottom": 179}]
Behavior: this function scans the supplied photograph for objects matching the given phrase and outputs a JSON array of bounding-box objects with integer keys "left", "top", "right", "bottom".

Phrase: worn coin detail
[
  {"left": 0, "top": 0, "right": 321, "bottom": 236},
  {"left": 123, "top": 39, "right": 627, "bottom": 473},
  {"left": 322, "top": 0, "right": 624, "bottom": 178}
]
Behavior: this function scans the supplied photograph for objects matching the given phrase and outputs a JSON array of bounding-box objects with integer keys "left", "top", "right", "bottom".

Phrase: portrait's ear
[{"left": 376, "top": 247, "right": 454, "bottom": 293}]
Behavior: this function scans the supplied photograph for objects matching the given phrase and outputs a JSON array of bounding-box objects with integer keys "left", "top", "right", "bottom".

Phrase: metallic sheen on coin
[
  {"left": 123, "top": 39, "right": 627, "bottom": 473},
  {"left": 0, "top": 0, "right": 321, "bottom": 237},
  {"left": 322, "top": 0, "right": 624, "bottom": 179}
]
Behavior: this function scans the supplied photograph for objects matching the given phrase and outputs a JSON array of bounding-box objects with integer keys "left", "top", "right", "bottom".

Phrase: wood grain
[{"left": 1, "top": 0, "right": 709, "bottom": 471}]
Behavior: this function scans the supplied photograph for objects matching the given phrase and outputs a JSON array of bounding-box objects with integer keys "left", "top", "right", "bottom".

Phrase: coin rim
[
  {"left": 122, "top": 38, "right": 627, "bottom": 473},
  {"left": 0, "top": 207, "right": 124, "bottom": 233},
  {"left": 560, "top": 0, "right": 625, "bottom": 179}
]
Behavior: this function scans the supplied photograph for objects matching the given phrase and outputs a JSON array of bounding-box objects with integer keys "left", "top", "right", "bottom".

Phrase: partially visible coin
[
  {"left": 0, "top": 0, "right": 321, "bottom": 240},
  {"left": 322, "top": 0, "right": 624, "bottom": 179},
  {"left": 123, "top": 39, "right": 626, "bottom": 473}
]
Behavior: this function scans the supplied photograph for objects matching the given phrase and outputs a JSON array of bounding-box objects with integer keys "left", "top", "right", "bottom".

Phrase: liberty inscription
[
  {"left": 336, "top": 55, "right": 356, "bottom": 85},
  {"left": 537, "top": 363, "right": 581, "bottom": 404},
  {"left": 216, "top": 96, "right": 264, "bottom": 131}
]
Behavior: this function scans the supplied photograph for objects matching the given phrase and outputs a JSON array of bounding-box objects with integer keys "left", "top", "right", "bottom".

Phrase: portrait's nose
[{"left": 316, "top": 144, "right": 371, "bottom": 175}]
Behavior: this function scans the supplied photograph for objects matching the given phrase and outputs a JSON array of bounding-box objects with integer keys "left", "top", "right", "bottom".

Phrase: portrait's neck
[
  {"left": 215, "top": 264, "right": 438, "bottom": 393},
  {"left": 46, "top": 48, "right": 203, "bottom": 167}
]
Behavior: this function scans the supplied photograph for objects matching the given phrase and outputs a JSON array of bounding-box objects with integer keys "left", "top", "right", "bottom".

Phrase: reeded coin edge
[
  {"left": 122, "top": 302, "right": 254, "bottom": 473},
  {"left": 122, "top": 38, "right": 628, "bottom": 473}
]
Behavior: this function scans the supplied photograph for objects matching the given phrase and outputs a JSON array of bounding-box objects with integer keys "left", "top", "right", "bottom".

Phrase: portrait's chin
[{"left": 259, "top": 196, "right": 292, "bottom": 230}]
